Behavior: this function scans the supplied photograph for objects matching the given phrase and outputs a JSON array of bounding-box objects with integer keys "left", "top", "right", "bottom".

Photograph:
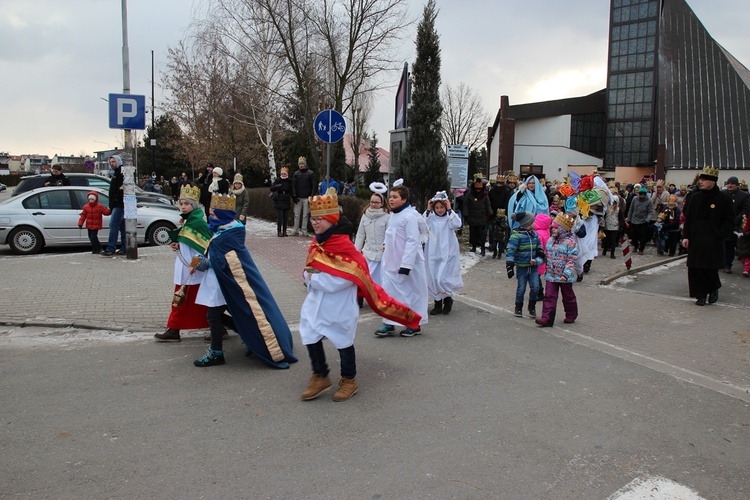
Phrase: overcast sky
[{"left": 1, "top": 0, "right": 748, "bottom": 160}]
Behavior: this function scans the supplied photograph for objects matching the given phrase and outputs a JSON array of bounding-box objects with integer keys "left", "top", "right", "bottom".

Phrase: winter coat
[
  {"left": 462, "top": 187, "right": 492, "bottom": 226},
  {"left": 488, "top": 185, "right": 512, "bottom": 215},
  {"left": 354, "top": 208, "right": 390, "bottom": 262},
  {"left": 108, "top": 166, "right": 124, "bottom": 209},
  {"left": 737, "top": 216, "right": 750, "bottom": 259},
  {"left": 534, "top": 213, "right": 551, "bottom": 276},
  {"left": 233, "top": 187, "right": 250, "bottom": 220},
  {"left": 506, "top": 228, "right": 544, "bottom": 268},
  {"left": 544, "top": 228, "right": 579, "bottom": 283},
  {"left": 270, "top": 177, "right": 292, "bottom": 210},
  {"left": 291, "top": 168, "right": 316, "bottom": 199},
  {"left": 683, "top": 186, "right": 734, "bottom": 270},
  {"left": 491, "top": 217, "right": 509, "bottom": 245},
  {"left": 650, "top": 189, "right": 669, "bottom": 221},
  {"left": 78, "top": 191, "right": 111, "bottom": 230},
  {"left": 627, "top": 196, "right": 653, "bottom": 225},
  {"left": 723, "top": 188, "right": 750, "bottom": 230}
]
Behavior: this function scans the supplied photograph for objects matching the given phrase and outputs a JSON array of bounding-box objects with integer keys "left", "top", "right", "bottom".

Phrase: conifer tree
[
  {"left": 365, "top": 133, "right": 382, "bottom": 186},
  {"left": 398, "top": 0, "right": 449, "bottom": 210}
]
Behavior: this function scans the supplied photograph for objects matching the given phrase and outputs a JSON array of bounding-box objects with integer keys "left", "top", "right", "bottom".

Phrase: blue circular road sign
[{"left": 314, "top": 109, "right": 346, "bottom": 143}]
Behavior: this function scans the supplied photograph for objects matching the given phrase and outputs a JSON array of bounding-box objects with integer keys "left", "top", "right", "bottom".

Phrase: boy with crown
[
  {"left": 155, "top": 183, "right": 212, "bottom": 342},
  {"left": 190, "top": 192, "right": 298, "bottom": 368},
  {"left": 300, "top": 188, "right": 421, "bottom": 402}
]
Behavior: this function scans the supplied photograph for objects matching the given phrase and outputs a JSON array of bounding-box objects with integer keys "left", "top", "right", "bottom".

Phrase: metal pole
[
  {"left": 151, "top": 49, "right": 155, "bottom": 179},
  {"left": 121, "top": 0, "right": 138, "bottom": 259},
  {"left": 326, "top": 111, "right": 331, "bottom": 180}
]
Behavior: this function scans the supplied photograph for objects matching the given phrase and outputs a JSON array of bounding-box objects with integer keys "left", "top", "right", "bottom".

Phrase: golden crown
[
  {"left": 280, "top": 166, "right": 289, "bottom": 174},
  {"left": 298, "top": 156, "right": 307, "bottom": 165},
  {"left": 700, "top": 165, "right": 719, "bottom": 178},
  {"left": 495, "top": 174, "right": 505, "bottom": 182},
  {"left": 179, "top": 184, "right": 201, "bottom": 203},
  {"left": 554, "top": 212, "right": 575, "bottom": 232},
  {"left": 473, "top": 172, "right": 483, "bottom": 181},
  {"left": 309, "top": 187, "right": 339, "bottom": 216},
  {"left": 505, "top": 172, "right": 518, "bottom": 183},
  {"left": 210, "top": 193, "right": 236, "bottom": 211}
]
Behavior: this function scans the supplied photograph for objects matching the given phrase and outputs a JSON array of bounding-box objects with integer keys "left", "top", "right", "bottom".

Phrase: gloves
[
  {"left": 398, "top": 267, "right": 411, "bottom": 276},
  {"left": 506, "top": 263, "right": 515, "bottom": 279},
  {"left": 78, "top": 225, "right": 83, "bottom": 229}
]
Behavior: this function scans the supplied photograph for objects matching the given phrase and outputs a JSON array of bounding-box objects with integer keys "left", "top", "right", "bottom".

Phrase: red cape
[{"left": 305, "top": 234, "right": 421, "bottom": 329}]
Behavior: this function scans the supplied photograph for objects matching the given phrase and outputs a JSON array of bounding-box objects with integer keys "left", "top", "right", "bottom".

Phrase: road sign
[
  {"left": 108, "top": 93, "right": 146, "bottom": 130},
  {"left": 314, "top": 109, "right": 346, "bottom": 143},
  {"left": 84, "top": 160, "right": 95, "bottom": 171}
]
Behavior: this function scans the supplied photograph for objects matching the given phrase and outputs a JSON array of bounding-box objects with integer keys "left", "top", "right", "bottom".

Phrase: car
[
  {"left": 0, "top": 183, "right": 6, "bottom": 191},
  {"left": 0, "top": 186, "right": 182, "bottom": 255},
  {"left": 12, "top": 173, "right": 174, "bottom": 206}
]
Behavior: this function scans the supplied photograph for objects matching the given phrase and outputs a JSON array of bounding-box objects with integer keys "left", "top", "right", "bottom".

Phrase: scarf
[
  {"left": 364, "top": 207, "right": 388, "bottom": 219},
  {"left": 172, "top": 208, "right": 212, "bottom": 254},
  {"left": 208, "top": 209, "right": 237, "bottom": 232},
  {"left": 305, "top": 230, "right": 421, "bottom": 329}
]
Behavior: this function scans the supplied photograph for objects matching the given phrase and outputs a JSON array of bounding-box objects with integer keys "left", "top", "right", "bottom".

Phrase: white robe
[
  {"left": 424, "top": 210, "right": 463, "bottom": 300},
  {"left": 380, "top": 206, "right": 428, "bottom": 326},
  {"left": 194, "top": 267, "right": 226, "bottom": 307},
  {"left": 299, "top": 271, "right": 359, "bottom": 349},
  {"left": 172, "top": 243, "right": 206, "bottom": 286},
  {"left": 576, "top": 214, "right": 599, "bottom": 274}
]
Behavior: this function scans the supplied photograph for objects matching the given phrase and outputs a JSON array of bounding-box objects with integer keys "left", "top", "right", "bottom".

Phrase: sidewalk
[{"left": 1, "top": 218, "right": 748, "bottom": 401}]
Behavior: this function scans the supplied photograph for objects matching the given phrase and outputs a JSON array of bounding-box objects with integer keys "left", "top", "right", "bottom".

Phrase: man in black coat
[
  {"left": 683, "top": 166, "right": 735, "bottom": 306},
  {"left": 462, "top": 174, "right": 492, "bottom": 256},
  {"left": 199, "top": 162, "right": 215, "bottom": 216},
  {"left": 721, "top": 175, "right": 750, "bottom": 273}
]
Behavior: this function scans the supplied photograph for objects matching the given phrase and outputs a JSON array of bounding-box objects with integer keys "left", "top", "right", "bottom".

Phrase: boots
[
  {"left": 610, "top": 248, "right": 616, "bottom": 259},
  {"left": 194, "top": 348, "right": 225, "bottom": 367},
  {"left": 332, "top": 377, "right": 358, "bottom": 402},
  {"left": 481, "top": 247, "right": 486, "bottom": 257},
  {"left": 442, "top": 296, "right": 454, "bottom": 314},
  {"left": 277, "top": 229, "right": 282, "bottom": 237},
  {"left": 708, "top": 289, "right": 719, "bottom": 304},
  {"left": 528, "top": 301, "right": 537, "bottom": 319},
  {"left": 492, "top": 250, "right": 497, "bottom": 259},
  {"left": 301, "top": 374, "right": 332, "bottom": 400},
  {"left": 430, "top": 299, "right": 443, "bottom": 315},
  {"left": 357, "top": 296, "right": 364, "bottom": 309},
  {"left": 535, "top": 309, "right": 556, "bottom": 327},
  {"left": 154, "top": 328, "right": 180, "bottom": 342},
  {"left": 514, "top": 302, "right": 523, "bottom": 317}
]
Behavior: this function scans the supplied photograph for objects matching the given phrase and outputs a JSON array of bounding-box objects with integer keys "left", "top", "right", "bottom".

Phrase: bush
[{"left": 246, "top": 187, "right": 367, "bottom": 235}]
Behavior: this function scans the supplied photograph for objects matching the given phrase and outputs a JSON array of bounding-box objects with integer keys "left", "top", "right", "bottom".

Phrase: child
[
  {"left": 661, "top": 195, "right": 682, "bottom": 256},
  {"left": 300, "top": 188, "right": 421, "bottom": 401},
  {"left": 490, "top": 209, "right": 509, "bottom": 259},
  {"left": 423, "top": 191, "right": 463, "bottom": 315},
  {"left": 77, "top": 191, "right": 110, "bottom": 254},
  {"left": 737, "top": 214, "right": 750, "bottom": 277},
  {"left": 654, "top": 213, "right": 667, "bottom": 256},
  {"left": 506, "top": 211, "right": 544, "bottom": 318},
  {"left": 534, "top": 213, "right": 552, "bottom": 295},
  {"left": 536, "top": 212, "right": 579, "bottom": 327}
]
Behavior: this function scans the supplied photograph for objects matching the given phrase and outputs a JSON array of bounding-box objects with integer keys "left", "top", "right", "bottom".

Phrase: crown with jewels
[
  {"left": 309, "top": 187, "right": 339, "bottom": 217},
  {"left": 554, "top": 212, "right": 576, "bottom": 232},
  {"left": 210, "top": 193, "right": 236, "bottom": 211},
  {"left": 700, "top": 165, "right": 720, "bottom": 179},
  {"left": 179, "top": 184, "right": 201, "bottom": 203}
]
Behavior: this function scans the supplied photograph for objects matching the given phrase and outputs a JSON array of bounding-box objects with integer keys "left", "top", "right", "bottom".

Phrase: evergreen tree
[
  {"left": 135, "top": 114, "right": 190, "bottom": 180},
  {"left": 364, "top": 133, "right": 382, "bottom": 186},
  {"left": 398, "top": 0, "right": 449, "bottom": 211}
]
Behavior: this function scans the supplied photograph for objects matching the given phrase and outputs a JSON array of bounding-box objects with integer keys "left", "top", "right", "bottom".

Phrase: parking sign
[{"left": 108, "top": 93, "right": 146, "bottom": 130}]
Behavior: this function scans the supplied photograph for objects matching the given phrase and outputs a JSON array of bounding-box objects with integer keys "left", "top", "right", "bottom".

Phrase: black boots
[
  {"left": 514, "top": 302, "right": 523, "bottom": 317},
  {"left": 443, "top": 297, "right": 453, "bottom": 314},
  {"left": 480, "top": 247, "right": 486, "bottom": 257},
  {"left": 610, "top": 248, "right": 616, "bottom": 259},
  {"left": 695, "top": 296, "right": 706, "bottom": 306},
  {"left": 528, "top": 301, "right": 537, "bottom": 319},
  {"left": 708, "top": 290, "right": 719, "bottom": 304},
  {"left": 430, "top": 300, "right": 443, "bottom": 315}
]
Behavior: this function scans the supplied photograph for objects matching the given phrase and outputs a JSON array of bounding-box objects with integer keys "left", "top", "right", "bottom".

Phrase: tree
[
  {"left": 364, "top": 132, "right": 382, "bottom": 186},
  {"left": 441, "top": 82, "right": 491, "bottom": 151},
  {"left": 398, "top": 0, "right": 449, "bottom": 211},
  {"left": 135, "top": 114, "right": 190, "bottom": 180}
]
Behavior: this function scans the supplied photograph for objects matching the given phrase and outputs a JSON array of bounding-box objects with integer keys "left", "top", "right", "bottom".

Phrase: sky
[{"left": 1, "top": 0, "right": 748, "bottom": 160}]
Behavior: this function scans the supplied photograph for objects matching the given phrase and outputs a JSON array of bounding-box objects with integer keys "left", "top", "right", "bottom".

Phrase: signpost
[
  {"left": 314, "top": 109, "right": 346, "bottom": 180},
  {"left": 446, "top": 144, "right": 469, "bottom": 189}
]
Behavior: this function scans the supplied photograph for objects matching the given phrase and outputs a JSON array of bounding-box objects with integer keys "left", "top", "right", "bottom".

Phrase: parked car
[
  {"left": 0, "top": 186, "right": 181, "bottom": 255},
  {"left": 12, "top": 173, "right": 174, "bottom": 206},
  {"left": 0, "top": 183, "right": 6, "bottom": 191}
]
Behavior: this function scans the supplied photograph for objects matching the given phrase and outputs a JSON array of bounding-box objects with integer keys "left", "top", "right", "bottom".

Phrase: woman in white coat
[
  {"left": 423, "top": 191, "right": 463, "bottom": 315},
  {"left": 354, "top": 188, "right": 390, "bottom": 284},
  {"left": 375, "top": 184, "right": 428, "bottom": 337}
]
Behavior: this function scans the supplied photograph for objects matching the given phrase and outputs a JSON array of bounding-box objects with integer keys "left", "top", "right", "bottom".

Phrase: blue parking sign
[{"left": 108, "top": 93, "right": 146, "bottom": 130}]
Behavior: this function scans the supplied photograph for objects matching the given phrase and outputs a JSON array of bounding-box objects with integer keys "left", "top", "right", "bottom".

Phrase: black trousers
[
  {"left": 307, "top": 340, "right": 356, "bottom": 379},
  {"left": 276, "top": 208, "right": 289, "bottom": 233},
  {"left": 469, "top": 225, "right": 486, "bottom": 249}
]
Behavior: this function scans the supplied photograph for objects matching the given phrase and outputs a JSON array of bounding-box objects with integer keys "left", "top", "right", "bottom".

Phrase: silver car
[{"left": 0, "top": 186, "right": 182, "bottom": 255}]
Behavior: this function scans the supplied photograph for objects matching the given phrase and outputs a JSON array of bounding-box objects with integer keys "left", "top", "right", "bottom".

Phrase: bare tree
[
  {"left": 348, "top": 92, "right": 372, "bottom": 183},
  {"left": 441, "top": 82, "right": 491, "bottom": 151}
]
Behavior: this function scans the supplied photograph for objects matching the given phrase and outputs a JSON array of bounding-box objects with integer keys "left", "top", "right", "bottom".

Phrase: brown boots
[
  {"left": 332, "top": 378, "right": 358, "bottom": 402},
  {"left": 301, "top": 375, "right": 358, "bottom": 402}
]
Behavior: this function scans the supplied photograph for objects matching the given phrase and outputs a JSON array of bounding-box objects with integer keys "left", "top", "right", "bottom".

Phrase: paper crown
[
  {"left": 700, "top": 165, "right": 719, "bottom": 180},
  {"left": 298, "top": 156, "right": 307, "bottom": 165},
  {"left": 667, "top": 194, "right": 677, "bottom": 205},
  {"left": 179, "top": 184, "right": 201, "bottom": 203},
  {"left": 431, "top": 190, "right": 449, "bottom": 203},
  {"left": 655, "top": 179, "right": 665, "bottom": 187},
  {"left": 679, "top": 184, "right": 687, "bottom": 189},
  {"left": 210, "top": 193, "right": 236, "bottom": 211},
  {"left": 505, "top": 172, "right": 518, "bottom": 183},
  {"left": 495, "top": 174, "right": 505, "bottom": 182},
  {"left": 740, "top": 179, "right": 748, "bottom": 189},
  {"left": 473, "top": 173, "right": 483, "bottom": 181},
  {"left": 280, "top": 167, "right": 289, "bottom": 175},
  {"left": 496, "top": 208, "right": 506, "bottom": 218},
  {"left": 309, "top": 187, "right": 339, "bottom": 216},
  {"left": 554, "top": 212, "right": 575, "bottom": 232}
]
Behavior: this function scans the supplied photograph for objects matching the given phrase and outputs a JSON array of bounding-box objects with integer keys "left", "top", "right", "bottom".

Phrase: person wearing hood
[
  {"left": 506, "top": 211, "right": 544, "bottom": 318},
  {"left": 534, "top": 212, "right": 552, "bottom": 293},
  {"left": 231, "top": 174, "right": 250, "bottom": 224},
  {"left": 423, "top": 191, "right": 463, "bottom": 315},
  {"left": 509, "top": 175, "right": 549, "bottom": 229},
  {"left": 77, "top": 191, "right": 111, "bottom": 254},
  {"left": 300, "top": 188, "right": 421, "bottom": 401},
  {"left": 102, "top": 155, "right": 126, "bottom": 256}
]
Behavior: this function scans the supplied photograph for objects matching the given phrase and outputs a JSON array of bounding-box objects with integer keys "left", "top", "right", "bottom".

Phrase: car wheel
[
  {"left": 147, "top": 221, "right": 175, "bottom": 246},
  {"left": 9, "top": 226, "right": 44, "bottom": 255}
]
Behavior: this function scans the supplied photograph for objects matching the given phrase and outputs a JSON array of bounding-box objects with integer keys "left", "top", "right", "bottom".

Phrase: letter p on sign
[{"left": 108, "top": 93, "right": 146, "bottom": 130}]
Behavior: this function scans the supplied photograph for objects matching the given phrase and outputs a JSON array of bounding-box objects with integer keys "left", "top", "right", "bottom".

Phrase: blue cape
[{"left": 509, "top": 175, "right": 549, "bottom": 228}]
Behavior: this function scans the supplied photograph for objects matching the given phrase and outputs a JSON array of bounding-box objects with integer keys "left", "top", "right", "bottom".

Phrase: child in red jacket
[{"left": 78, "top": 191, "right": 111, "bottom": 254}]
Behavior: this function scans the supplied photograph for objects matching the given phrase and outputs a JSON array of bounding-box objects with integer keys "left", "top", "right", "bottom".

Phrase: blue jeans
[
  {"left": 515, "top": 266, "right": 540, "bottom": 303},
  {"left": 106, "top": 206, "right": 126, "bottom": 253}
]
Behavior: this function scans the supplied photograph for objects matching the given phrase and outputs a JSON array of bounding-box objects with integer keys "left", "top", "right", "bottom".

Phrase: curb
[
  {"left": 0, "top": 320, "right": 143, "bottom": 332},
  {"left": 599, "top": 254, "right": 686, "bottom": 285}
]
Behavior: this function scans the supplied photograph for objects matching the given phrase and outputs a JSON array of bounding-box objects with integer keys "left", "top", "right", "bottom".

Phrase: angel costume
[{"left": 423, "top": 207, "right": 463, "bottom": 300}]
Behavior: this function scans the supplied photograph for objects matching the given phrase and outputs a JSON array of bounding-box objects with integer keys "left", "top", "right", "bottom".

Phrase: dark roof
[{"left": 507, "top": 89, "right": 606, "bottom": 120}]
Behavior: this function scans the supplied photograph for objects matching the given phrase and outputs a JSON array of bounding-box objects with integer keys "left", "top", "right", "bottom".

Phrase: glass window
[
  {"left": 638, "top": 22, "right": 648, "bottom": 37},
  {"left": 22, "top": 195, "right": 41, "bottom": 210},
  {"left": 613, "top": 7, "right": 621, "bottom": 23},
  {"left": 644, "top": 87, "right": 653, "bottom": 102},
  {"left": 610, "top": 57, "right": 619, "bottom": 71},
  {"left": 639, "top": 4, "right": 649, "bottom": 19},
  {"left": 625, "top": 88, "right": 635, "bottom": 102},
  {"left": 645, "top": 53, "right": 654, "bottom": 67},
  {"left": 645, "top": 71, "right": 653, "bottom": 85},
  {"left": 38, "top": 190, "right": 73, "bottom": 209},
  {"left": 646, "top": 36, "right": 655, "bottom": 52},
  {"left": 636, "top": 54, "right": 646, "bottom": 68},
  {"left": 625, "top": 104, "right": 634, "bottom": 119},
  {"left": 614, "top": 0, "right": 621, "bottom": 6},
  {"left": 628, "top": 39, "right": 638, "bottom": 54},
  {"left": 612, "top": 26, "right": 621, "bottom": 41},
  {"left": 628, "top": 55, "right": 637, "bottom": 70},
  {"left": 643, "top": 106, "right": 652, "bottom": 119},
  {"left": 611, "top": 42, "right": 620, "bottom": 57},
  {"left": 634, "top": 88, "right": 644, "bottom": 102},
  {"left": 637, "top": 38, "right": 646, "bottom": 53},
  {"left": 635, "top": 72, "right": 644, "bottom": 86},
  {"left": 648, "top": 2, "right": 658, "bottom": 17},
  {"left": 648, "top": 20, "right": 656, "bottom": 35},
  {"left": 630, "top": 6, "right": 639, "bottom": 20}
]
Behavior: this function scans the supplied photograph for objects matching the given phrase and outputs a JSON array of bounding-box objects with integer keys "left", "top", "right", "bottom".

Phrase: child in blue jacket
[{"left": 506, "top": 211, "right": 544, "bottom": 318}]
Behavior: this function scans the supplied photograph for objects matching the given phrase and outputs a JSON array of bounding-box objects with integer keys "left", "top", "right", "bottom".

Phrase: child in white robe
[{"left": 423, "top": 191, "right": 463, "bottom": 315}]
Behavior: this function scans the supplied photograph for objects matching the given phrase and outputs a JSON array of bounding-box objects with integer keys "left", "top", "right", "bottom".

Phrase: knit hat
[
  {"left": 726, "top": 176, "right": 739, "bottom": 185},
  {"left": 213, "top": 167, "right": 223, "bottom": 177},
  {"left": 309, "top": 187, "right": 340, "bottom": 224},
  {"left": 554, "top": 212, "right": 575, "bottom": 232},
  {"left": 638, "top": 186, "right": 648, "bottom": 194},
  {"left": 511, "top": 211, "right": 535, "bottom": 228},
  {"left": 699, "top": 165, "right": 719, "bottom": 181},
  {"left": 233, "top": 173, "right": 243, "bottom": 184}
]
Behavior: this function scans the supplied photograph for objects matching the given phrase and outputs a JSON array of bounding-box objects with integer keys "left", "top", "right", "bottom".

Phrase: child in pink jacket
[
  {"left": 78, "top": 191, "right": 111, "bottom": 254},
  {"left": 534, "top": 213, "right": 552, "bottom": 294}
]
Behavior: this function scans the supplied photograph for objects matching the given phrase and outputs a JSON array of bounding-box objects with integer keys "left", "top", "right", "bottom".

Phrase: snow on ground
[{"left": 608, "top": 476, "right": 704, "bottom": 500}]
